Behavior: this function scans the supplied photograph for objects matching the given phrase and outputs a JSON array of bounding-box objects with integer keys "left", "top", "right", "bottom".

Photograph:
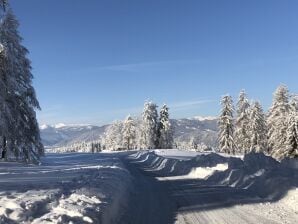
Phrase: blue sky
[{"left": 10, "top": 0, "right": 298, "bottom": 125}]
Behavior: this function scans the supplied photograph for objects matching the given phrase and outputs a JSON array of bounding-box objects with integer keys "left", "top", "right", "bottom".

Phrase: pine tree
[
  {"left": 235, "top": 90, "right": 251, "bottom": 153},
  {"left": 123, "top": 115, "right": 136, "bottom": 150},
  {"left": 285, "top": 113, "right": 298, "bottom": 158},
  {"left": 267, "top": 85, "right": 290, "bottom": 154},
  {"left": 0, "top": 4, "right": 43, "bottom": 162},
  {"left": 0, "top": 0, "right": 7, "bottom": 11},
  {"left": 134, "top": 117, "right": 144, "bottom": 149},
  {"left": 157, "top": 104, "right": 174, "bottom": 149},
  {"left": 272, "top": 112, "right": 298, "bottom": 159},
  {"left": 218, "top": 95, "right": 236, "bottom": 154},
  {"left": 0, "top": 0, "right": 7, "bottom": 17},
  {"left": 104, "top": 121, "right": 123, "bottom": 151},
  {"left": 141, "top": 101, "right": 158, "bottom": 149},
  {"left": 290, "top": 94, "right": 298, "bottom": 113},
  {"left": 249, "top": 101, "right": 268, "bottom": 153},
  {"left": 96, "top": 142, "right": 101, "bottom": 152},
  {"left": 91, "top": 143, "right": 95, "bottom": 153},
  {"left": 0, "top": 1, "right": 10, "bottom": 160}
]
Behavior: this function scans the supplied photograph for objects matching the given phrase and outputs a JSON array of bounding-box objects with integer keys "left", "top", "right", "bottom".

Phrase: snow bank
[
  {"left": 130, "top": 150, "right": 241, "bottom": 177},
  {"left": 130, "top": 150, "right": 298, "bottom": 201},
  {"left": 207, "top": 153, "right": 298, "bottom": 200},
  {"left": 0, "top": 153, "right": 132, "bottom": 224}
]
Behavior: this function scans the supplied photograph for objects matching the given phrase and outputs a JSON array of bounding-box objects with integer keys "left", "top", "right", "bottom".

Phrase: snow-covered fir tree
[
  {"left": 123, "top": 115, "right": 136, "bottom": 150},
  {"left": 103, "top": 121, "right": 124, "bottom": 150},
  {"left": 282, "top": 113, "right": 298, "bottom": 158},
  {"left": 140, "top": 101, "right": 158, "bottom": 149},
  {"left": 290, "top": 94, "right": 298, "bottom": 113},
  {"left": 274, "top": 94, "right": 298, "bottom": 158},
  {"left": 249, "top": 101, "right": 268, "bottom": 153},
  {"left": 1, "top": 1, "right": 6, "bottom": 8},
  {"left": 134, "top": 117, "right": 143, "bottom": 149},
  {"left": 0, "top": 0, "right": 7, "bottom": 14},
  {"left": 0, "top": 2, "right": 43, "bottom": 162},
  {"left": 267, "top": 85, "right": 290, "bottom": 154},
  {"left": 273, "top": 112, "right": 298, "bottom": 160},
  {"left": 272, "top": 98, "right": 298, "bottom": 159},
  {"left": 218, "top": 95, "right": 236, "bottom": 154},
  {"left": 157, "top": 104, "right": 174, "bottom": 149},
  {"left": 235, "top": 90, "right": 251, "bottom": 153}
]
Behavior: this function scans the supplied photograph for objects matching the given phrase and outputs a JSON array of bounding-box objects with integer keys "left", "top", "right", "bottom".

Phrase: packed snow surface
[
  {"left": 0, "top": 150, "right": 297, "bottom": 224},
  {"left": 0, "top": 153, "right": 132, "bottom": 224}
]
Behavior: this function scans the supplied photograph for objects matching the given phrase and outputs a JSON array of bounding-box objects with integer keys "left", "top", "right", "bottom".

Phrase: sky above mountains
[{"left": 10, "top": 0, "right": 298, "bottom": 125}]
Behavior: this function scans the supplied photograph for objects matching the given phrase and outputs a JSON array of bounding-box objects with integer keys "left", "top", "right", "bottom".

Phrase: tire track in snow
[{"left": 119, "top": 158, "right": 176, "bottom": 224}]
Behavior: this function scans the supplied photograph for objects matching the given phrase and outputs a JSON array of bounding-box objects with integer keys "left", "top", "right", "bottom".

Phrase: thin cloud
[{"left": 73, "top": 59, "right": 202, "bottom": 73}]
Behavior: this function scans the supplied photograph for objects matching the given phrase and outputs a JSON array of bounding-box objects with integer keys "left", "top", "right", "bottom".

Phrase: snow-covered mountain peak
[
  {"left": 54, "top": 123, "right": 67, "bottom": 129},
  {"left": 193, "top": 116, "right": 217, "bottom": 121},
  {"left": 40, "top": 123, "right": 95, "bottom": 130},
  {"left": 40, "top": 124, "right": 50, "bottom": 130}
]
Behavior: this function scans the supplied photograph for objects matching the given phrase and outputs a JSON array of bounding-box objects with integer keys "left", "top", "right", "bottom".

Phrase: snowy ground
[
  {"left": 120, "top": 150, "right": 298, "bottom": 224},
  {"left": 0, "top": 153, "right": 132, "bottom": 224},
  {"left": 0, "top": 150, "right": 297, "bottom": 224}
]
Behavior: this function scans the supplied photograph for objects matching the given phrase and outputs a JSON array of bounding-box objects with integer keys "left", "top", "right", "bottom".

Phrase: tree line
[
  {"left": 103, "top": 102, "right": 174, "bottom": 151},
  {"left": 48, "top": 141, "right": 102, "bottom": 154},
  {"left": 219, "top": 85, "right": 298, "bottom": 160},
  {"left": 0, "top": 1, "right": 43, "bottom": 162}
]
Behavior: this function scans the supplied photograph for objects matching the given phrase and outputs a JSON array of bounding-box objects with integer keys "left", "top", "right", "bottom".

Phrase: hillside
[
  {"left": 40, "top": 117, "right": 218, "bottom": 150},
  {"left": 40, "top": 124, "right": 107, "bottom": 147}
]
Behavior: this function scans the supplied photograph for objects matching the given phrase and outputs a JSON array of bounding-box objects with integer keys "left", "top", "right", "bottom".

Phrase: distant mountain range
[{"left": 40, "top": 116, "right": 218, "bottom": 149}]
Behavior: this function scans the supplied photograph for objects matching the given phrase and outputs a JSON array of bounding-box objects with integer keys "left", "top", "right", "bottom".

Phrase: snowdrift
[
  {"left": 129, "top": 150, "right": 298, "bottom": 200},
  {"left": 0, "top": 153, "right": 132, "bottom": 224},
  {"left": 130, "top": 150, "right": 240, "bottom": 177}
]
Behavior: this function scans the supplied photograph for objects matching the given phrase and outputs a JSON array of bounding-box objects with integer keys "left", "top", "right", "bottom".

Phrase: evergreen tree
[
  {"left": 249, "top": 101, "right": 268, "bottom": 153},
  {"left": 267, "top": 85, "right": 290, "bottom": 154},
  {"left": 103, "top": 121, "right": 123, "bottom": 151},
  {"left": 96, "top": 142, "right": 101, "bottom": 152},
  {"left": 141, "top": 101, "right": 158, "bottom": 149},
  {"left": 290, "top": 94, "right": 298, "bottom": 113},
  {"left": 271, "top": 106, "right": 298, "bottom": 160},
  {"left": 235, "top": 90, "right": 251, "bottom": 153},
  {"left": 283, "top": 113, "right": 298, "bottom": 158},
  {"left": 218, "top": 95, "right": 236, "bottom": 154},
  {"left": 132, "top": 117, "right": 142, "bottom": 149},
  {"left": 91, "top": 143, "right": 95, "bottom": 153},
  {"left": 0, "top": 4, "right": 43, "bottom": 162},
  {"left": 0, "top": 0, "right": 7, "bottom": 17},
  {"left": 157, "top": 104, "right": 174, "bottom": 149},
  {"left": 0, "top": 0, "right": 7, "bottom": 11},
  {"left": 272, "top": 94, "right": 298, "bottom": 159},
  {"left": 123, "top": 115, "right": 136, "bottom": 150}
]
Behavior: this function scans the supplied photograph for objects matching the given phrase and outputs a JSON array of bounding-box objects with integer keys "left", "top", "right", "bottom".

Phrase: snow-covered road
[
  {"left": 119, "top": 157, "right": 176, "bottom": 224},
  {"left": 0, "top": 151, "right": 297, "bottom": 224},
  {"left": 121, "top": 151, "right": 298, "bottom": 224}
]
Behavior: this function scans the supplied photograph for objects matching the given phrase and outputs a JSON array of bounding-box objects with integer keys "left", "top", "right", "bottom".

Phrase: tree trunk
[{"left": 2, "top": 136, "right": 7, "bottom": 160}]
